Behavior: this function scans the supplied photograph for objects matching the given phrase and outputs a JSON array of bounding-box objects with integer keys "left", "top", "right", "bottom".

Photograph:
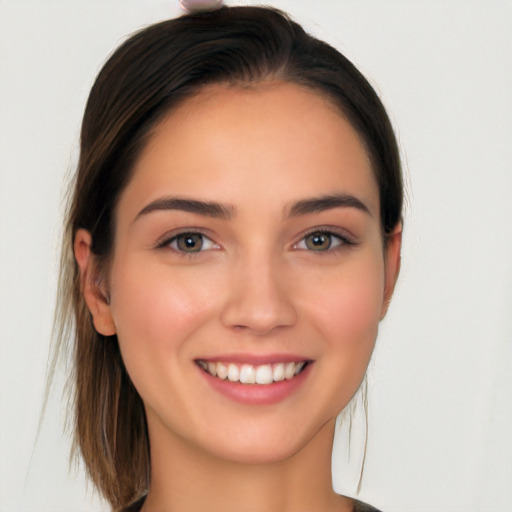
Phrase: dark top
[
  {"left": 353, "top": 499, "right": 382, "bottom": 512},
  {"left": 121, "top": 495, "right": 382, "bottom": 512}
]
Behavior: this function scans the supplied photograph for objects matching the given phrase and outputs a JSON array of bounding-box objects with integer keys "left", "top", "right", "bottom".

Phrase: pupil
[
  {"left": 307, "top": 232, "right": 331, "bottom": 251},
  {"left": 178, "top": 234, "right": 202, "bottom": 252}
]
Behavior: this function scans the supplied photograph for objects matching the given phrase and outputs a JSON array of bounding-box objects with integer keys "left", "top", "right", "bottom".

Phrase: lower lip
[{"left": 198, "top": 363, "right": 312, "bottom": 406}]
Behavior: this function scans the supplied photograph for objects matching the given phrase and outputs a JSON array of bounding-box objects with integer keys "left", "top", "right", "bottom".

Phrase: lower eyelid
[
  {"left": 156, "top": 231, "right": 219, "bottom": 251},
  {"left": 157, "top": 229, "right": 354, "bottom": 252},
  {"left": 294, "top": 231, "right": 352, "bottom": 250},
  {"left": 173, "top": 234, "right": 217, "bottom": 250}
]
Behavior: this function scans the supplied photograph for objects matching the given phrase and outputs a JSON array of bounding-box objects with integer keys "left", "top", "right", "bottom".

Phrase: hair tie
[{"left": 179, "top": 0, "right": 224, "bottom": 13}]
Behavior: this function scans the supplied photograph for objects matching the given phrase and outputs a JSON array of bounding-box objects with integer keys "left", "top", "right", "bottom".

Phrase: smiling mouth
[{"left": 196, "top": 360, "right": 310, "bottom": 385}]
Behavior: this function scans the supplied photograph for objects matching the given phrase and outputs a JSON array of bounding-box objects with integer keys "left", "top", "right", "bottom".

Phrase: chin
[
  {"left": 200, "top": 418, "right": 334, "bottom": 466},
  {"left": 213, "top": 441, "right": 303, "bottom": 465}
]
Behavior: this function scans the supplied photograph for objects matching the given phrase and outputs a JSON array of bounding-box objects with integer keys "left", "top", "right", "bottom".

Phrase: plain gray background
[{"left": 1, "top": 1, "right": 511, "bottom": 511}]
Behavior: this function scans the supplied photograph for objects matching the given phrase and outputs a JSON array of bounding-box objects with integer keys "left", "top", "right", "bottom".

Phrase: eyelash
[
  {"left": 156, "top": 230, "right": 219, "bottom": 255},
  {"left": 292, "top": 227, "right": 355, "bottom": 253},
  {"left": 156, "top": 227, "right": 354, "bottom": 256}
]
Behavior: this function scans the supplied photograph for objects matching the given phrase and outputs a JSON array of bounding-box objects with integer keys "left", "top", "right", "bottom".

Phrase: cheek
[
  {"left": 108, "top": 260, "right": 221, "bottom": 380},
  {"left": 313, "top": 272, "right": 383, "bottom": 415},
  {"left": 328, "top": 280, "right": 382, "bottom": 343},
  {"left": 304, "top": 254, "right": 384, "bottom": 383},
  {"left": 310, "top": 257, "right": 384, "bottom": 337}
]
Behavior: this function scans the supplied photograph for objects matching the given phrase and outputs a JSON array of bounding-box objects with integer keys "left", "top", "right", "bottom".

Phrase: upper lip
[{"left": 195, "top": 353, "right": 313, "bottom": 365}]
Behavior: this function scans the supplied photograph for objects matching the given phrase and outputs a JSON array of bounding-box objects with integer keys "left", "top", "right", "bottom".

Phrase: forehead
[{"left": 119, "top": 82, "right": 379, "bottom": 222}]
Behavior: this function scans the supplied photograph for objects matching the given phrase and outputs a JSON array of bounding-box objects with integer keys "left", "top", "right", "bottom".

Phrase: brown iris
[
  {"left": 176, "top": 233, "right": 203, "bottom": 252},
  {"left": 304, "top": 232, "right": 332, "bottom": 251}
]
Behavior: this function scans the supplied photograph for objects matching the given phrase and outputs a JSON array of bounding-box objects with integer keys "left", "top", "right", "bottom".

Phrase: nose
[{"left": 220, "top": 256, "right": 297, "bottom": 336}]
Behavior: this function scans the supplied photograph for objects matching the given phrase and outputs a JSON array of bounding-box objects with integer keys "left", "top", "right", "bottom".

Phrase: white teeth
[
  {"left": 284, "top": 362, "right": 296, "bottom": 380},
  {"left": 227, "top": 363, "right": 240, "bottom": 382},
  {"left": 255, "top": 364, "right": 273, "bottom": 384},
  {"left": 216, "top": 362, "right": 228, "bottom": 380},
  {"left": 240, "top": 364, "right": 256, "bottom": 384},
  {"left": 294, "top": 362, "right": 305, "bottom": 375},
  {"left": 199, "top": 360, "right": 308, "bottom": 385},
  {"left": 273, "top": 363, "right": 285, "bottom": 382},
  {"left": 207, "top": 362, "right": 217, "bottom": 377}
]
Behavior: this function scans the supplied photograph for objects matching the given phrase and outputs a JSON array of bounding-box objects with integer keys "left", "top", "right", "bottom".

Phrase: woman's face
[{"left": 89, "top": 82, "right": 400, "bottom": 464}]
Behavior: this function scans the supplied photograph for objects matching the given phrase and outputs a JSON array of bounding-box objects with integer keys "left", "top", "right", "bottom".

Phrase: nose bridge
[{"left": 220, "top": 245, "right": 297, "bottom": 334}]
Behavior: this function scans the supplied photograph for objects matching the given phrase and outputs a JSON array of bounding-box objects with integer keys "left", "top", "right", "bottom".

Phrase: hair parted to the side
[{"left": 51, "top": 6, "right": 403, "bottom": 511}]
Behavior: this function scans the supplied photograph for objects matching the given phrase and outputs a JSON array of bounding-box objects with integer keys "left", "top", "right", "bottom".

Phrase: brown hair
[{"left": 53, "top": 6, "right": 403, "bottom": 510}]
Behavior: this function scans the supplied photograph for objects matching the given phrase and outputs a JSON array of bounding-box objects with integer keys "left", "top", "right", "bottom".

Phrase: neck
[{"left": 142, "top": 417, "right": 353, "bottom": 512}]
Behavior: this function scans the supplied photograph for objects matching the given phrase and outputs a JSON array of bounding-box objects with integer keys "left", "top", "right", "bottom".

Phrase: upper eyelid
[
  {"left": 293, "top": 233, "right": 345, "bottom": 251},
  {"left": 292, "top": 226, "right": 354, "bottom": 245},
  {"left": 154, "top": 225, "right": 355, "bottom": 249},
  {"left": 155, "top": 228, "right": 217, "bottom": 249}
]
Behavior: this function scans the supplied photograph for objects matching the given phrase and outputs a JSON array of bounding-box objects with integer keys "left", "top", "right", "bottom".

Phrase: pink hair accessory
[{"left": 179, "top": 0, "right": 224, "bottom": 13}]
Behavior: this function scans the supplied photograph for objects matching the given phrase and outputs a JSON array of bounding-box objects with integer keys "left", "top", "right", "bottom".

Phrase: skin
[{"left": 75, "top": 82, "right": 401, "bottom": 512}]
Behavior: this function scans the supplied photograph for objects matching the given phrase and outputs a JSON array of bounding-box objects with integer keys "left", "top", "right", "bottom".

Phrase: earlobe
[
  {"left": 380, "top": 224, "right": 402, "bottom": 320},
  {"left": 74, "top": 229, "right": 116, "bottom": 336}
]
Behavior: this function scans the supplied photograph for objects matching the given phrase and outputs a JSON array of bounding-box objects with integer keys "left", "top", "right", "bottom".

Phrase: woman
[{"left": 58, "top": 5, "right": 402, "bottom": 511}]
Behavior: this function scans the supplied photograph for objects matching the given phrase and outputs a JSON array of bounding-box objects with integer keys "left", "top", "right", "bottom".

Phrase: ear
[
  {"left": 74, "top": 229, "right": 116, "bottom": 336},
  {"left": 380, "top": 223, "right": 402, "bottom": 320}
]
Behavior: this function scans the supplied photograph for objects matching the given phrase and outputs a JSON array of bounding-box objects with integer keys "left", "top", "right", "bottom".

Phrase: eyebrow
[
  {"left": 288, "top": 194, "right": 371, "bottom": 217},
  {"left": 134, "top": 193, "right": 371, "bottom": 223},
  {"left": 136, "top": 197, "right": 234, "bottom": 220}
]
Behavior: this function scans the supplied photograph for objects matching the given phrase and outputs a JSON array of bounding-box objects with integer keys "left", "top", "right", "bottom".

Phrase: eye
[
  {"left": 167, "top": 232, "right": 219, "bottom": 253},
  {"left": 295, "top": 230, "right": 347, "bottom": 252}
]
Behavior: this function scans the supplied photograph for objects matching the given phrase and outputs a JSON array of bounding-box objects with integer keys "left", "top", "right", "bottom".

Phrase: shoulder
[{"left": 352, "top": 498, "right": 383, "bottom": 512}]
